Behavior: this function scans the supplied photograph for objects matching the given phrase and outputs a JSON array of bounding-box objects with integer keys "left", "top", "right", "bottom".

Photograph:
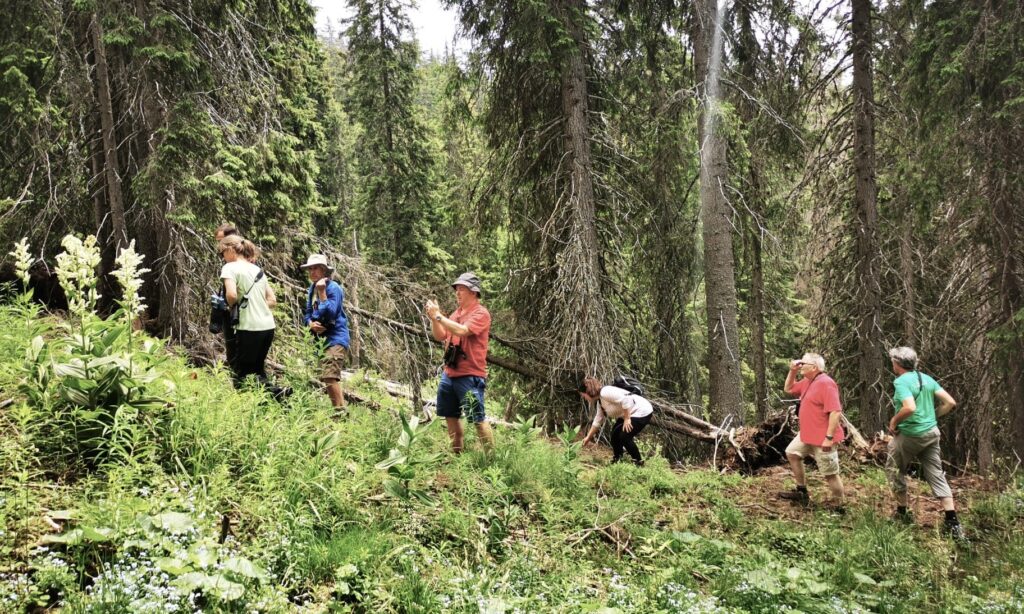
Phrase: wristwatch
[
  {"left": 825, "top": 435, "right": 834, "bottom": 440},
  {"left": 434, "top": 314, "right": 443, "bottom": 322}
]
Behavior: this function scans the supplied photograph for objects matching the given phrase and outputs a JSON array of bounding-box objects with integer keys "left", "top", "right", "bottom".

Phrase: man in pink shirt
[{"left": 778, "top": 352, "right": 846, "bottom": 509}]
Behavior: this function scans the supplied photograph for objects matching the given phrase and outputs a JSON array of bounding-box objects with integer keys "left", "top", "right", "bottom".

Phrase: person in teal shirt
[{"left": 886, "top": 346, "right": 964, "bottom": 540}]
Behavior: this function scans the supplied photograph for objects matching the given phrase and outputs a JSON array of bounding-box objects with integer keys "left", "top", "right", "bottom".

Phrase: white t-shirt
[
  {"left": 592, "top": 386, "right": 654, "bottom": 428},
  {"left": 220, "top": 260, "right": 275, "bottom": 332}
]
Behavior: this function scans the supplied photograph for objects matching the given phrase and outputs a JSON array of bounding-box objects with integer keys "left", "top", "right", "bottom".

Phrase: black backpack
[{"left": 612, "top": 375, "right": 644, "bottom": 397}]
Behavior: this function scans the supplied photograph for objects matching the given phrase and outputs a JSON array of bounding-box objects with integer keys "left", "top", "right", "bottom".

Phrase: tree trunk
[
  {"left": 694, "top": 0, "right": 745, "bottom": 423},
  {"left": 748, "top": 218, "right": 769, "bottom": 420},
  {"left": 898, "top": 209, "right": 916, "bottom": 345},
  {"left": 377, "top": 3, "right": 400, "bottom": 262},
  {"left": 349, "top": 228, "right": 362, "bottom": 366},
  {"left": 736, "top": 0, "right": 768, "bottom": 421},
  {"left": 645, "top": 38, "right": 693, "bottom": 401},
  {"left": 88, "top": 14, "right": 127, "bottom": 252},
  {"left": 154, "top": 188, "right": 190, "bottom": 342},
  {"left": 991, "top": 194, "right": 1024, "bottom": 461},
  {"left": 554, "top": 0, "right": 612, "bottom": 377},
  {"left": 973, "top": 334, "right": 993, "bottom": 474},
  {"left": 851, "top": 0, "right": 885, "bottom": 434}
]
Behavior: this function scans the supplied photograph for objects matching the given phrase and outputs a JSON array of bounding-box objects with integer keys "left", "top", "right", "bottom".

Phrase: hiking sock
[
  {"left": 795, "top": 485, "right": 808, "bottom": 493},
  {"left": 944, "top": 510, "right": 959, "bottom": 524},
  {"left": 897, "top": 506, "right": 909, "bottom": 516}
]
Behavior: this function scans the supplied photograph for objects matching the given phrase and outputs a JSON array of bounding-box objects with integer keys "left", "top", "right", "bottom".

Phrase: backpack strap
[{"left": 239, "top": 270, "right": 264, "bottom": 305}]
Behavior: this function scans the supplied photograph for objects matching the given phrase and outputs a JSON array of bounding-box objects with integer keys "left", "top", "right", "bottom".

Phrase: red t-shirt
[
  {"left": 444, "top": 302, "right": 491, "bottom": 378},
  {"left": 791, "top": 374, "right": 845, "bottom": 445}
]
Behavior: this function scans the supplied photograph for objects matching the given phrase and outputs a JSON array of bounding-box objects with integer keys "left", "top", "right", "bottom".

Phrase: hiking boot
[
  {"left": 944, "top": 520, "right": 968, "bottom": 543},
  {"left": 892, "top": 509, "right": 914, "bottom": 524},
  {"left": 778, "top": 488, "right": 810, "bottom": 505},
  {"left": 821, "top": 501, "right": 846, "bottom": 516}
]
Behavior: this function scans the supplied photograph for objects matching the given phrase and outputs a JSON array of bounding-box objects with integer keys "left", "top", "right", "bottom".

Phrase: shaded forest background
[{"left": 1, "top": 0, "right": 1021, "bottom": 470}]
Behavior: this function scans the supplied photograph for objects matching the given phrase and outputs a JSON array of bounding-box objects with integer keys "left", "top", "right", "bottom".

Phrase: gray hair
[
  {"left": 801, "top": 353, "right": 826, "bottom": 371},
  {"left": 888, "top": 346, "right": 919, "bottom": 370}
]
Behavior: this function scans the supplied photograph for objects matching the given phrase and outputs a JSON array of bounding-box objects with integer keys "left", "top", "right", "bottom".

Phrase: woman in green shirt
[{"left": 218, "top": 235, "right": 282, "bottom": 395}]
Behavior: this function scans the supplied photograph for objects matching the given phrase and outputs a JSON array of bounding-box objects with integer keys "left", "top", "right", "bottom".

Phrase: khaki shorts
[
  {"left": 320, "top": 345, "right": 348, "bottom": 382},
  {"left": 785, "top": 434, "right": 841, "bottom": 476},
  {"left": 886, "top": 427, "right": 952, "bottom": 499}
]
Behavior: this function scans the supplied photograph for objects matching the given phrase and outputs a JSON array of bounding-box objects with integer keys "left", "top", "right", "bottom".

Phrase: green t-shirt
[
  {"left": 892, "top": 371, "right": 944, "bottom": 436},
  {"left": 220, "top": 261, "right": 275, "bottom": 332}
]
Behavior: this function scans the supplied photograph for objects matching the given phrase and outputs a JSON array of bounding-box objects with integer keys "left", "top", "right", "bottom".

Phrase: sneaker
[{"left": 778, "top": 488, "right": 810, "bottom": 505}]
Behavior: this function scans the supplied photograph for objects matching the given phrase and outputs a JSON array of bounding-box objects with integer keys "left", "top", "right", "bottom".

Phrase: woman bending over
[{"left": 579, "top": 376, "right": 655, "bottom": 466}]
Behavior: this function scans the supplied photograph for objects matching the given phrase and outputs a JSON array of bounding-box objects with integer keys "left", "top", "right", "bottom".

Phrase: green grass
[{"left": 1, "top": 302, "right": 1023, "bottom": 612}]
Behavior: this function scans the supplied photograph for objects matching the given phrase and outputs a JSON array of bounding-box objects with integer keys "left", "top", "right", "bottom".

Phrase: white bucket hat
[{"left": 299, "top": 254, "right": 334, "bottom": 274}]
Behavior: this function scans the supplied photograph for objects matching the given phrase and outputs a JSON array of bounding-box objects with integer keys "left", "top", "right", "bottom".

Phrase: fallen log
[
  {"left": 286, "top": 303, "right": 797, "bottom": 466},
  {"left": 347, "top": 306, "right": 549, "bottom": 381}
]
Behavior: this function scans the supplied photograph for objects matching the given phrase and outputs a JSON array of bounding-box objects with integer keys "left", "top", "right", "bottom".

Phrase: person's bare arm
[
  {"left": 783, "top": 361, "right": 800, "bottom": 395},
  {"left": 935, "top": 389, "right": 957, "bottom": 417},
  {"left": 889, "top": 396, "right": 916, "bottom": 433},
  {"left": 224, "top": 278, "right": 238, "bottom": 305},
  {"left": 264, "top": 283, "right": 277, "bottom": 309}
]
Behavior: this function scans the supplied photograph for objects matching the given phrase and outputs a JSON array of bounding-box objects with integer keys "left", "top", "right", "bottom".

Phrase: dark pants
[
  {"left": 233, "top": 328, "right": 275, "bottom": 390},
  {"left": 223, "top": 321, "right": 238, "bottom": 373},
  {"left": 611, "top": 414, "right": 652, "bottom": 464}
]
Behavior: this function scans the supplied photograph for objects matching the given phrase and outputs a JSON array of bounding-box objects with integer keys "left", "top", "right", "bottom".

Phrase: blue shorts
[{"left": 436, "top": 373, "right": 487, "bottom": 423}]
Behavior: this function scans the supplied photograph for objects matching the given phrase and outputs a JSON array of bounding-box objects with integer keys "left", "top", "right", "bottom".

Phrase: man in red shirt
[
  {"left": 425, "top": 272, "right": 495, "bottom": 453},
  {"left": 778, "top": 352, "right": 846, "bottom": 509}
]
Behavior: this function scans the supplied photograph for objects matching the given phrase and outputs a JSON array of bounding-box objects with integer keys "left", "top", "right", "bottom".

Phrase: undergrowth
[{"left": 2, "top": 243, "right": 1024, "bottom": 612}]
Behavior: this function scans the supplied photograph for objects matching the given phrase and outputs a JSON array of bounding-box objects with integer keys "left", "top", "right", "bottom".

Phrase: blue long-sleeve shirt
[{"left": 303, "top": 280, "right": 350, "bottom": 349}]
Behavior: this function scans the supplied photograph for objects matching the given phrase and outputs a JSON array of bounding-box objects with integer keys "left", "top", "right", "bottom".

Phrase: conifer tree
[{"left": 344, "top": 0, "right": 441, "bottom": 269}]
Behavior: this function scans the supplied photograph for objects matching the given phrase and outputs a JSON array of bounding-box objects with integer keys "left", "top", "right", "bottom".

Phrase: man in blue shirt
[{"left": 301, "top": 255, "right": 350, "bottom": 408}]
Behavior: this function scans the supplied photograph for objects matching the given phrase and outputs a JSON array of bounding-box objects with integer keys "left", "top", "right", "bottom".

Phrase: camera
[
  {"left": 209, "top": 293, "right": 230, "bottom": 334},
  {"left": 442, "top": 342, "right": 466, "bottom": 368}
]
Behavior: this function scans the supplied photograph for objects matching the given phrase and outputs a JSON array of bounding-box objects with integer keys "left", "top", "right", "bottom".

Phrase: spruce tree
[{"left": 344, "top": 0, "right": 441, "bottom": 270}]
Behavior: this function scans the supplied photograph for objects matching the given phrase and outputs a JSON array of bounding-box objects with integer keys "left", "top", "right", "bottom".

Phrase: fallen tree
[{"left": 344, "top": 305, "right": 806, "bottom": 472}]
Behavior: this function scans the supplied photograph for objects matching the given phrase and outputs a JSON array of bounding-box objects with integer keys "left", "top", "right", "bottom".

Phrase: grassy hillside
[{"left": 1, "top": 299, "right": 1023, "bottom": 613}]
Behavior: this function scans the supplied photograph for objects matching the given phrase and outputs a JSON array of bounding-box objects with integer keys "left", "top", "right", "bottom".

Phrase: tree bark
[
  {"left": 693, "top": 0, "right": 745, "bottom": 423},
  {"left": 154, "top": 188, "right": 190, "bottom": 342},
  {"left": 88, "top": 14, "right": 127, "bottom": 252},
  {"left": 898, "top": 209, "right": 916, "bottom": 345},
  {"left": 734, "top": 0, "right": 769, "bottom": 421},
  {"left": 991, "top": 193, "right": 1024, "bottom": 462},
  {"left": 554, "top": 0, "right": 612, "bottom": 377},
  {"left": 748, "top": 218, "right": 769, "bottom": 420},
  {"left": 349, "top": 229, "right": 363, "bottom": 366},
  {"left": 377, "top": 2, "right": 400, "bottom": 262},
  {"left": 851, "top": 0, "right": 886, "bottom": 434}
]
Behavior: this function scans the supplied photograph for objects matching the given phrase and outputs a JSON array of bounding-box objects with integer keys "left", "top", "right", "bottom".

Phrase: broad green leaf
[
  {"left": 853, "top": 572, "right": 877, "bottom": 585},
  {"left": 383, "top": 480, "right": 408, "bottom": 500},
  {"left": 156, "top": 557, "right": 192, "bottom": 576},
  {"left": 80, "top": 526, "right": 114, "bottom": 542},
  {"left": 40, "top": 528, "right": 84, "bottom": 545},
  {"left": 150, "top": 511, "right": 196, "bottom": 534},
  {"left": 53, "top": 362, "right": 87, "bottom": 378},
  {"left": 188, "top": 544, "right": 217, "bottom": 569},
  {"left": 206, "top": 574, "right": 245, "bottom": 600},
  {"left": 375, "top": 451, "right": 407, "bottom": 470},
  {"left": 673, "top": 531, "right": 702, "bottom": 544},
  {"left": 745, "top": 569, "right": 782, "bottom": 594},
  {"left": 222, "top": 556, "right": 268, "bottom": 580},
  {"left": 805, "top": 578, "right": 830, "bottom": 594},
  {"left": 480, "top": 598, "right": 510, "bottom": 614}
]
